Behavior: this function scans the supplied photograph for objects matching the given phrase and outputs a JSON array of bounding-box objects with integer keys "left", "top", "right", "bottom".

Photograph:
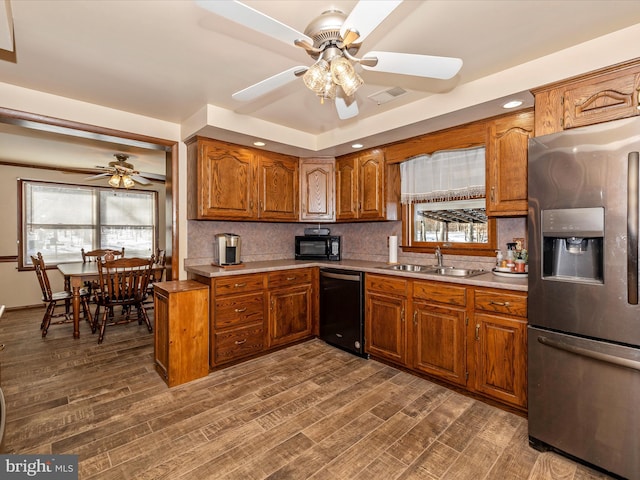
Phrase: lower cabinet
[
  {"left": 472, "top": 287, "right": 528, "bottom": 409},
  {"left": 192, "top": 268, "right": 316, "bottom": 369},
  {"left": 411, "top": 281, "right": 468, "bottom": 387},
  {"left": 267, "top": 268, "right": 314, "bottom": 347},
  {"left": 154, "top": 280, "right": 210, "bottom": 387},
  {"left": 365, "top": 274, "right": 409, "bottom": 365},
  {"left": 364, "top": 274, "right": 528, "bottom": 411},
  {"left": 211, "top": 273, "right": 266, "bottom": 367}
]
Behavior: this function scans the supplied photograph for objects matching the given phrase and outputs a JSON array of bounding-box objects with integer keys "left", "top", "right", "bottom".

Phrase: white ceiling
[{"left": 1, "top": 0, "right": 640, "bottom": 169}]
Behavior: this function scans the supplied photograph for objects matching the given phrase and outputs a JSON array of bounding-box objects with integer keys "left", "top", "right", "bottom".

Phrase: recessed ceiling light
[
  {"left": 253, "top": 141, "right": 266, "bottom": 147},
  {"left": 351, "top": 143, "right": 363, "bottom": 149},
  {"left": 502, "top": 100, "right": 523, "bottom": 109}
]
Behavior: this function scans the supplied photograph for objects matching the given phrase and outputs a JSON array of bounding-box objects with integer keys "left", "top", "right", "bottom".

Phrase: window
[
  {"left": 20, "top": 180, "right": 158, "bottom": 267},
  {"left": 400, "top": 147, "right": 496, "bottom": 255}
]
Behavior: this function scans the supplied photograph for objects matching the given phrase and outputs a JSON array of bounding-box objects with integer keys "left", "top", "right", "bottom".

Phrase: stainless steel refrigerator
[{"left": 528, "top": 116, "right": 640, "bottom": 480}]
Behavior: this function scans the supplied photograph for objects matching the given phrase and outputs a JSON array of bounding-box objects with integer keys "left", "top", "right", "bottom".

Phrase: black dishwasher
[{"left": 319, "top": 268, "right": 367, "bottom": 358}]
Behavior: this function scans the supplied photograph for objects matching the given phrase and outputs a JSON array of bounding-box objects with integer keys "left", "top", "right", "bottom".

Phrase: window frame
[{"left": 18, "top": 179, "right": 159, "bottom": 270}]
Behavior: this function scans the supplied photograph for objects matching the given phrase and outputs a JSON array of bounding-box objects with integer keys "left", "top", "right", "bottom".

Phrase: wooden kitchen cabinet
[
  {"left": 411, "top": 281, "right": 469, "bottom": 386},
  {"left": 486, "top": 109, "right": 534, "bottom": 217},
  {"left": 186, "top": 137, "right": 299, "bottom": 221},
  {"left": 365, "top": 274, "right": 409, "bottom": 365},
  {"left": 257, "top": 153, "right": 299, "bottom": 221},
  {"left": 299, "top": 158, "right": 335, "bottom": 222},
  {"left": 154, "top": 280, "right": 209, "bottom": 387},
  {"left": 472, "top": 287, "right": 528, "bottom": 409},
  {"left": 267, "top": 268, "right": 314, "bottom": 347},
  {"left": 533, "top": 59, "right": 640, "bottom": 136},
  {"left": 336, "top": 149, "right": 386, "bottom": 221},
  {"left": 211, "top": 273, "right": 266, "bottom": 367}
]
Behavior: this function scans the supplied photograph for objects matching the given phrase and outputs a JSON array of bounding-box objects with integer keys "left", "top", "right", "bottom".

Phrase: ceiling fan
[
  {"left": 86, "top": 154, "right": 165, "bottom": 188},
  {"left": 196, "top": 0, "right": 463, "bottom": 120}
]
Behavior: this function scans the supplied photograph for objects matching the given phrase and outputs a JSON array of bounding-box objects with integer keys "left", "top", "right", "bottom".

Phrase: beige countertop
[{"left": 185, "top": 259, "right": 527, "bottom": 292}]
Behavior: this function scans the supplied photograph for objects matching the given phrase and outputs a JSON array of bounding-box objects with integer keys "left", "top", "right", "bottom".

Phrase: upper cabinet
[
  {"left": 299, "top": 158, "right": 335, "bottom": 222},
  {"left": 486, "top": 109, "right": 534, "bottom": 217},
  {"left": 532, "top": 59, "right": 640, "bottom": 136},
  {"left": 336, "top": 148, "right": 393, "bottom": 221},
  {"left": 187, "top": 137, "right": 298, "bottom": 221}
]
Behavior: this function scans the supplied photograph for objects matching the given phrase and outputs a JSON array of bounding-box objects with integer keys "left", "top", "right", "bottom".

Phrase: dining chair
[
  {"left": 31, "top": 252, "right": 93, "bottom": 337},
  {"left": 94, "top": 257, "right": 153, "bottom": 344},
  {"left": 79, "top": 247, "right": 125, "bottom": 296},
  {"left": 145, "top": 249, "right": 167, "bottom": 305}
]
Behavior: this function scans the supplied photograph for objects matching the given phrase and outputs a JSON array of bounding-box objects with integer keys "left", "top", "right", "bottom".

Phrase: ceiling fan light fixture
[
  {"left": 108, "top": 174, "right": 121, "bottom": 188},
  {"left": 302, "top": 59, "right": 330, "bottom": 93},
  {"left": 330, "top": 56, "right": 363, "bottom": 97},
  {"left": 122, "top": 175, "right": 135, "bottom": 189}
]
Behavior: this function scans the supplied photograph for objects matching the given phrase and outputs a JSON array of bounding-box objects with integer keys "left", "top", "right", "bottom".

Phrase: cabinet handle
[
  {"left": 489, "top": 300, "right": 510, "bottom": 307},
  {"left": 412, "top": 310, "right": 417, "bottom": 326},
  {"left": 233, "top": 282, "right": 247, "bottom": 288},
  {"left": 401, "top": 307, "right": 405, "bottom": 322},
  {"left": 286, "top": 276, "right": 296, "bottom": 281},
  {"left": 235, "top": 339, "right": 247, "bottom": 345},
  {"left": 490, "top": 186, "right": 495, "bottom": 203},
  {"left": 235, "top": 307, "right": 247, "bottom": 313},
  {"left": 475, "top": 324, "right": 480, "bottom": 340},
  {"left": 271, "top": 298, "right": 274, "bottom": 311}
]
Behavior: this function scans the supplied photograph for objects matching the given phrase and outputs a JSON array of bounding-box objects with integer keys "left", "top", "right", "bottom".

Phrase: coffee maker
[{"left": 214, "top": 233, "right": 242, "bottom": 266}]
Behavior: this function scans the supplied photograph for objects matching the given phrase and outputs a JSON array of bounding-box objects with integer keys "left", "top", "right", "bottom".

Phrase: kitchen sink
[
  {"left": 384, "top": 264, "right": 486, "bottom": 277},
  {"left": 386, "top": 264, "right": 429, "bottom": 272}
]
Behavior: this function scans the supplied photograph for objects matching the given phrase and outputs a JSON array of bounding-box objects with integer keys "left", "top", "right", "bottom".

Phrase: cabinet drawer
[
  {"left": 413, "top": 281, "right": 467, "bottom": 307},
  {"left": 214, "top": 274, "right": 265, "bottom": 295},
  {"left": 268, "top": 268, "right": 312, "bottom": 288},
  {"left": 214, "top": 292, "right": 264, "bottom": 328},
  {"left": 474, "top": 288, "right": 527, "bottom": 318},
  {"left": 365, "top": 274, "right": 408, "bottom": 296},
  {"left": 214, "top": 324, "right": 264, "bottom": 364}
]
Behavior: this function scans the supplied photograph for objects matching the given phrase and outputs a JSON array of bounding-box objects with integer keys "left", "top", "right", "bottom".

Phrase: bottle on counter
[
  {"left": 495, "top": 250, "right": 503, "bottom": 268},
  {"left": 505, "top": 249, "right": 516, "bottom": 271}
]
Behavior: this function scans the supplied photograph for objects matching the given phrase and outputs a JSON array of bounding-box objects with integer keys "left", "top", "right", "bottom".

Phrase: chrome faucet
[{"left": 435, "top": 246, "right": 444, "bottom": 267}]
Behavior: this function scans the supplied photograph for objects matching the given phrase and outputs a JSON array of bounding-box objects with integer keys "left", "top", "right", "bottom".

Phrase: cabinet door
[
  {"left": 412, "top": 301, "right": 467, "bottom": 386},
  {"left": 300, "top": 159, "right": 335, "bottom": 222},
  {"left": 268, "top": 285, "right": 313, "bottom": 347},
  {"left": 365, "top": 291, "right": 407, "bottom": 365},
  {"left": 257, "top": 153, "right": 299, "bottom": 221},
  {"left": 473, "top": 312, "right": 527, "bottom": 408},
  {"left": 563, "top": 71, "right": 640, "bottom": 130},
  {"left": 336, "top": 155, "right": 358, "bottom": 220},
  {"left": 486, "top": 110, "right": 533, "bottom": 216},
  {"left": 198, "top": 139, "right": 256, "bottom": 219},
  {"left": 358, "top": 149, "right": 385, "bottom": 220}
]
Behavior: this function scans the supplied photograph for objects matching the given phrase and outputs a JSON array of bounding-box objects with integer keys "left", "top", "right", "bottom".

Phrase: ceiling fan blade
[
  {"left": 341, "top": 0, "right": 403, "bottom": 47},
  {"left": 130, "top": 174, "right": 151, "bottom": 185},
  {"left": 335, "top": 96, "right": 359, "bottom": 120},
  {"left": 195, "top": 0, "right": 313, "bottom": 47},
  {"left": 232, "top": 66, "right": 307, "bottom": 102},
  {"left": 361, "top": 51, "right": 463, "bottom": 80},
  {"left": 139, "top": 172, "right": 166, "bottom": 182},
  {"left": 85, "top": 173, "right": 110, "bottom": 181}
]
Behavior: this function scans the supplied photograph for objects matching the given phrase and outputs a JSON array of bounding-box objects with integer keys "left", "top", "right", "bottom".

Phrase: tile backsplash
[{"left": 186, "top": 217, "right": 526, "bottom": 270}]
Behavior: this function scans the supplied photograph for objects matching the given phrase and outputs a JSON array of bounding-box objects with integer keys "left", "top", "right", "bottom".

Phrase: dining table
[{"left": 57, "top": 261, "right": 165, "bottom": 339}]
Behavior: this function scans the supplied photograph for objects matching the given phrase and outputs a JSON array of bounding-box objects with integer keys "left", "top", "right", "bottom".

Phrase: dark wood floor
[{"left": 0, "top": 307, "right": 615, "bottom": 479}]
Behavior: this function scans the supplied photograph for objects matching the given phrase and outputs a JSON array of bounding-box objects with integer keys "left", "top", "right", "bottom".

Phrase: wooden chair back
[
  {"left": 81, "top": 247, "right": 125, "bottom": 263},
  {"left": 31, "top": 252, "right": 53, "bottom": 302},
  {"left": 96, "top": 257, "right": 153, "bottom": 307}
]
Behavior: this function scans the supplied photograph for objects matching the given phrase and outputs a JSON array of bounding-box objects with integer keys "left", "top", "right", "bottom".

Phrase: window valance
[{"left": 400, "top": 146, "right": 485, "bottom": 204}]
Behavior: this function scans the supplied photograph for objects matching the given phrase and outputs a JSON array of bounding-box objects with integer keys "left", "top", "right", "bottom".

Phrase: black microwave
[{"left": 295, "top": 235, "right": 341, "bottom": 261}]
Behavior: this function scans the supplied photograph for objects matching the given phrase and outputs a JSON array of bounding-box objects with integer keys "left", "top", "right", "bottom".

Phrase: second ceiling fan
[{"left": 196, "top": 0, "right": 463, "bottom": 119}]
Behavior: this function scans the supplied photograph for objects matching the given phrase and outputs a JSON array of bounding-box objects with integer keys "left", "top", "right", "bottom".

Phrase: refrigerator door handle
[
  {"left": 627, "top": 151, "right": 639, "bottom": 305},
  {"left": 538, "top": 335, "right": 640, "bottom": 372}
]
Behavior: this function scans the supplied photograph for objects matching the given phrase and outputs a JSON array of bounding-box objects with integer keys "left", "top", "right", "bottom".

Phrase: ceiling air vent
[{"left": 368, "top": 87, "right": 408, "bottom": 105}]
